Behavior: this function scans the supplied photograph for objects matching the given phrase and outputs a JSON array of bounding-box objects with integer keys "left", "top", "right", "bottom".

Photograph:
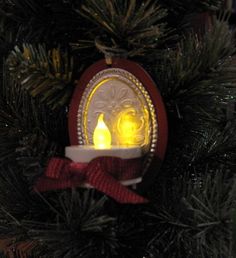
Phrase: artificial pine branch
[
  {"left": 189, "top": 121, "right": 236, "bottom": 166},
  {"left": 0, "top": 165, "right": 33, "bottom": 218},
  {"left": 186, "top": 0, "right": 223, "bottom": 10},
  {"left": 0, "top": 60, "right": 67, "bottom": 183},
  {"left": 155, "top": 16, "right": 235, "bottom": 101},
  {"left": 153, "top": 16, "right": 236, "bottom": 167},
  {"left": 162, "top": 0, "right": 223, "bottom": 13},
  {"left": 0, "top": 0, "right": 85, "bottom": 44},
  {"left": 146, "top": 169, "right": 236, "bottom": 258},
  {"left": 232, "top": 209, "right": 236, "bottom": 257},
  {"left": 21, "top": 190, "right": 117, "bottom": 258},
  {"left": 0, "top": 16, "right": 15, "bottom": 57},
  {"left": 0, "top": 164, "right": 59, "bottom": 245},
  {"left": 114, "top": 205, "right": 152, "bottom": 258},
  {"left": 78, "top": 0, "right": 171, "bottom": 56},
  {"left": 7, "top": 44, "right": 74, "bottom": 110}
]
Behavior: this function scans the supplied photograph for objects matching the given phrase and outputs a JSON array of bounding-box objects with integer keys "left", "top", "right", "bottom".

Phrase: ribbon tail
[
  {"left": 86, "top": 162, "right": 148, "bottom": 204},
  {"left": 33, "top": 158, "right": 84, "bottom": 192}
]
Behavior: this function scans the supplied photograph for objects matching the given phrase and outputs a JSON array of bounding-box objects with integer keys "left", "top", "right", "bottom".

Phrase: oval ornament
[{"left": 68, "top": 58, "right": 168, "bottom": 188}]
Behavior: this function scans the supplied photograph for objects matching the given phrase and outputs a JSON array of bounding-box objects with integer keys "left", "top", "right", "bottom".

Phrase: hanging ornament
[{"left": 34, "top": 58, "right": 168, "bottom": 203}]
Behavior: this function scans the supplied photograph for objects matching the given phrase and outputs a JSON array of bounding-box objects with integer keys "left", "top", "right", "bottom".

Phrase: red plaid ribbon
[{"left": 34, "top": 157, "right": 148, "bottom": 204}]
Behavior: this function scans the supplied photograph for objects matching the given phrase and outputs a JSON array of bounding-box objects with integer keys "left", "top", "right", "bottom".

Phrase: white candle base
[{"left": 65, "top": 145, "right": 142, "bottom": 163}]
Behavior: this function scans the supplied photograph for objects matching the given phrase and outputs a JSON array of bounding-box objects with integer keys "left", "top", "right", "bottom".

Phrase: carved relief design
[{"left": 77, "top": 68, "right": 158, "bottom": 174}]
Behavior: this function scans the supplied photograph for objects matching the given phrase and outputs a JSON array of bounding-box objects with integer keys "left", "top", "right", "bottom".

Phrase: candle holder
[
  {"left": 68, "top": 58, "right": 168, "bottom": 187},
  {"left": 34, "top": 58, "right": 168, "bottom": 203}
]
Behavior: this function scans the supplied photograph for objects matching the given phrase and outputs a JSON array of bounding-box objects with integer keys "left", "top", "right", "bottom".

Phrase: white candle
[{"left": 65, "top": 145, "right": 142, "bottom": 162}]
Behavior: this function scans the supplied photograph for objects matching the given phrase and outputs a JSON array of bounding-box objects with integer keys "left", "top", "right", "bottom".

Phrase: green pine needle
[
  {"left": 156, "top": 16, "right": 235, "bottom": 99},
  {"left": 22, "top": 190, "right": 118, "bottom": 258},
  {"left": 162, "top": 0, "right": 223, "bottom": 13},
  {"left": 146, "top": 169, "right": 236, "bottom": 258},
  {"left": 0, "top": 60, "right": 67, "bottom": 182},
  {"left": 7, "top": 44, "right": 74, "bottom": 110},
  {"left": 79, "top": 0, "right": 171, "bottom": 56}
]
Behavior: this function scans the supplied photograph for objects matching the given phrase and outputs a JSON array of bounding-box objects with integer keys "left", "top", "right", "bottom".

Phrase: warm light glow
[
  {"left": 119, "top": 115, "right": 138, "bottom": 145},
  {"left": 115, "top": 108, "right": 146, "bottom": 146},
  {"left": 93, "top": 114, "right": 111, "bottom": 149}
]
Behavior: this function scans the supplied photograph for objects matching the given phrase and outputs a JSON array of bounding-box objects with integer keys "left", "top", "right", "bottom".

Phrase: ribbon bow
[{"left": 34, "top": 157, "right": 148, "bottom": 204}]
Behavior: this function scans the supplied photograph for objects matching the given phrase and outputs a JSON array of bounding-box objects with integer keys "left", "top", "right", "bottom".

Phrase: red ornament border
[{"left": 68, "top": 58, "right": 168, "bottom": 182}]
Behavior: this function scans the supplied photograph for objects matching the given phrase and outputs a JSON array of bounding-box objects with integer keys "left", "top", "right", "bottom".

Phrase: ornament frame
[{"left": 68, "top": 58, "right": 168, "bottom": 188}]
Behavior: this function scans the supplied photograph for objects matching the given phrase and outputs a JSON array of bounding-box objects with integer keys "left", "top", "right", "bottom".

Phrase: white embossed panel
[
  {"left": 86, "top": 78, "right": 149, "bottom": 145},
  {"left": 77, "top": 68, "right": 158, "bottom": 173}
]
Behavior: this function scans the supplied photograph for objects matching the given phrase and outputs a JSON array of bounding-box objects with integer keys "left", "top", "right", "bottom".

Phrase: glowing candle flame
[{"left": 93, "top": 114, "right": 111, "bottom": 149}]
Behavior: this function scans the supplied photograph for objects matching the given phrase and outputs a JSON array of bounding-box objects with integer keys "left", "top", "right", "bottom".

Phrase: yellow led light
[
  {"left": 114, "top": 107, "right": 149, "bottom": 146},
  {"left": 93, "top": 114, "right": 111, "bottom": 149},
  {"left": 118, "top": 114, "right": 139, "bottom": 145}
]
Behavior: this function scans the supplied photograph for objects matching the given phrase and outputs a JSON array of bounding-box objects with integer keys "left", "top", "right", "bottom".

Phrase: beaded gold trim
[{"left": 77, "top": 68, "right": 158, "bottom": 174}]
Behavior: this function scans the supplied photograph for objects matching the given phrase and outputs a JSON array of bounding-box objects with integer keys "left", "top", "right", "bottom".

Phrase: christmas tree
[{"left": 0, "top": 0, "right": 236, "bottom": 257}]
